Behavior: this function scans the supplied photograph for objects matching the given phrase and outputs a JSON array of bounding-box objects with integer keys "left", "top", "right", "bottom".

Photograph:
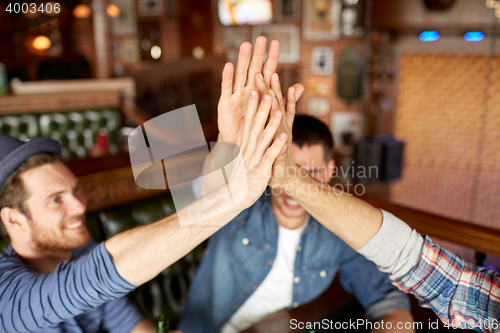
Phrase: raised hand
[
  {"left": 229, "top": 90, "right": 288, "bottom": 208},
  {"left": 267, "top": 74, "right": 307, "bottom": 190},
  {"left": 217, "top": 37, "right": 304, "bottom": 144}
]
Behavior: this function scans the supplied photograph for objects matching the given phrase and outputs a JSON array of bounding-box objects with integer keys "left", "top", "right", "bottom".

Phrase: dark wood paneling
[
  {"left": 79, "top": 165, "right": 167, "bottom": 212},
  {"left": 178, "top": 0, "right": 212, "bottom": 57}
]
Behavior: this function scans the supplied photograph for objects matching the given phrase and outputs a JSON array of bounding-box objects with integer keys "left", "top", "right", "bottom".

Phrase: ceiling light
[
  {"left": 73, "top": 4, "right": 91, "bottom": 18},
  {"left": 419, "top": 31, "right": 440, "bottom": 42},
  {"left": 107, "top": 4, "right": 120, "bottom": 17},
  {"left": 32, "top": 36, "right": 51, "bottom": 50},
  {"left": 151, "top": 45, "right": 161, "bottom": 60},
  {"left": 464, "top": 31, "right": 484, "bottom": 41}
]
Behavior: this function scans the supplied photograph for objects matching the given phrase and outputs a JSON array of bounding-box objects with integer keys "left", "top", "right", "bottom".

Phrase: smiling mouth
[
  {"left": 284, "top": 198, "right": 301, "bottom": 209},
  {"left": 64, "top": 219, "right": 84, "bottom": 231}
]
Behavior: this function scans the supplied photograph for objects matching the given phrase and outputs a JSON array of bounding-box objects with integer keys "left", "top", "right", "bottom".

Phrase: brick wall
[
  {"left": 160, "top": 19, "right": 181, "bottom": 61},
  {"left": 297, "top": 38, "right": 364, "bottom": 126},
  {"left": 210, "top": 0, "right": 364, "bottom": 127},
  {"left": 72, "top": 18, "right": 96, "bottom": 73}
]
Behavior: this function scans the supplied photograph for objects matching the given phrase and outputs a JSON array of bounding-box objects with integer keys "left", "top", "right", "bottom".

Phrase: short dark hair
[
  {"left": 292, "top": 115, "right": 334, "bottom": 161},
  {"left": 0, "top": 153, "right": 61, "bottom": 239}
]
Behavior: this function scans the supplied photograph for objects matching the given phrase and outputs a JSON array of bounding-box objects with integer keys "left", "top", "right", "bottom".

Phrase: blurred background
[{"left": 0, "top": 0, "right": 499, "bottom": 330}]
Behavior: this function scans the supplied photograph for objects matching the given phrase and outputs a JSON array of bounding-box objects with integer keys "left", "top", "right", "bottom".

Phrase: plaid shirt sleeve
[{"left": 393, "top": 236, "right": 500, "bottom": 332}]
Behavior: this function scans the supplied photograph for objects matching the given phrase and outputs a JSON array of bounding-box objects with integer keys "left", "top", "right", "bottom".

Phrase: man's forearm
[
  {"left": 284, "top": 174, "right": 423, "bottom": 278},
  {"left": 284, "top": 173, "right": 382, "bottom": 250},
  {"left": 105, "top": 186, "right": 243, "bottom": 286}
]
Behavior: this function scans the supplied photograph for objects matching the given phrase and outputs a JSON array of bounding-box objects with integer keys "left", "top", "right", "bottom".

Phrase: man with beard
[{"left": 0, "top": 39, "right": 290, "bottom": 331}]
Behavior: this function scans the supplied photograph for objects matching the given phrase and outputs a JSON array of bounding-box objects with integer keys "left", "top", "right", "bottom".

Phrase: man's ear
[
  {"left": 0, "top": 207, "right": 29, "bottom": 234},
  {"left": 323, "top": 158, "right": 335, "bottom": 183},
  {"left": 327, "top": 158, "right": 335, "bottom": 173}
]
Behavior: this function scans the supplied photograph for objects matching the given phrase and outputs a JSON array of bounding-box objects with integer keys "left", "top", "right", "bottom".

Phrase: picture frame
[
  {"left": 117, "top": 37, "right": 140, "bottom": 63},
  {"left": 330, "top": 111, "right": 363, "bottom": 148},
  {"left": 303, "top": 0, "right": 342, "bottom": 40},
  {"left": 311, "top": 46, "right": 334, "bottom": 75},
  {"left": 110, "top": 0, "right": 137, "bottom": 35},
  {"left": 307, "top": 97, "right": 331, "bottom": 116},
  {"left": 252, "top": 25, "right": 300, "bottom": 63},
  {"left": 305, "top": 77, "right": 333, "bottom": 97},
  {"left": 274, "top": 0, "right": 299, "bottom": 21},
  {"left": 138, "top": 0, "right": 164, "bottom": 17}
]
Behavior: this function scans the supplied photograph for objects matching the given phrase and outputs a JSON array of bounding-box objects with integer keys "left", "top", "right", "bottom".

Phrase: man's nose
[{"left": 69, "top": 193, "right": 87, "bottom": 215}]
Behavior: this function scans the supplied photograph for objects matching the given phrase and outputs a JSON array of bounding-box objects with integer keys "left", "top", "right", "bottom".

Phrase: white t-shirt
[{"left": 221, "top": 217, "right": 309, "bottom": 333}]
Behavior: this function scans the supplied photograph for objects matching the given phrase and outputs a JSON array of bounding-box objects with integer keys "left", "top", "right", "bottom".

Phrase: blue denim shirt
[{"left": 179, "top": 193, "right": 410, "bottom": 332}]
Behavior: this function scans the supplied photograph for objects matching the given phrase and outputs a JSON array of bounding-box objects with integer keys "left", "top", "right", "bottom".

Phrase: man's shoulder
[
  {"left": 0, "top": 239, "right": 100, "bottom": 275},
  {"left": 0, "top": 245, "right": 36, "bottom": 282},
  {"left": 71, "top": 238, "right": 99, "bottom": 259}
]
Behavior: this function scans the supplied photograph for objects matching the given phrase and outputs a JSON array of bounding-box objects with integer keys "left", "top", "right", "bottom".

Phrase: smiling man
[
  {"left": 268, "top": 116, "right": 335, "bottom": 230},
  {"left": 0, "top": 139, "right": 151, "bottom": 333},
  {"left": 0, "top": 39, "right": 290, "bottom": 332}
]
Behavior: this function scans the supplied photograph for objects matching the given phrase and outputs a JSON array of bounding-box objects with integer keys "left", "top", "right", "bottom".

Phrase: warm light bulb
[
  {"left": 107, "top": 4, "right": 120, "bottom": 17},
  {"left": 73, "top": 4, "right": 91, "bottom": 18},
  {"left": 486, "top": 0, "right": 496, "bottom": 8},
  {"left": 151, "top": 45, "right": 161, "bottom": 59},
  {"left": 192, "top": 46, "right": 205, "bottom": 59},
  {"left": 32, "top": 36, "right": 52, "bottom": 50}
]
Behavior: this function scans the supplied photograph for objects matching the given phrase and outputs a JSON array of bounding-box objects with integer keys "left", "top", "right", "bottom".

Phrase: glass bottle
[{"left": 155, "top": 315, "right": 169, "bottom": 333}]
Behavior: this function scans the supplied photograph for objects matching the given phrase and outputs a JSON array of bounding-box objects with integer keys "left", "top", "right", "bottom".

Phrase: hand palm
[{"left": 217, "top": 86, "right": 253, "bottom": 144}]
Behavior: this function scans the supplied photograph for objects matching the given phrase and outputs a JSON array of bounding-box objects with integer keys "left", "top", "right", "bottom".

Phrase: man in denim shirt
[{"left": 180, "top": 115, "right": 413, "bottom": 332}]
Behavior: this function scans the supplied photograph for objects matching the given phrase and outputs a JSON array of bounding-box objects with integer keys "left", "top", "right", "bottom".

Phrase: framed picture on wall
[
  {"left": 311, "top": 46, "right": 334, "bottom": 75},
  {"left": 305, "top": 77, "right": 333, "bottom": 97},
  {"left": 274, "top": 0, "right": 299, "bottom": 21},
  {"left": 330, "top": 111, "right": 363, "bottom": 148},
  {"left": 117, "top": 37, "right": 140, "bottom": 63},
  {"left": 138, "top": 0, "right": 163, "bottom": 16},
  {"left": 252, "top": 25, "right": 300, "bottom": 63},
  {"left": 308, "top": 97, "right": 330, "bottom": 116},
  {"left": 111, "top": 0, "right": 137, "bottom": 35},
  {"left": 303, "top": 0, "right": 341, "bottom": 40}
]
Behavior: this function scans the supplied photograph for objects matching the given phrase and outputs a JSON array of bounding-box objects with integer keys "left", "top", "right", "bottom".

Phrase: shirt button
[
  {"left": 252, "top": 284, "right": 257, "bottom": 290},
  {"left": 293, "top": 276, "right": 300, "bottom": 283},
  {"left": 292, "top": 302, "right": 299, "bottom": 308},
  {"left": 267, "top": 260, "right": 273, "bottom": 265},
  {"left": 273, "top": 229, "right": 278, "bottom": 234},
  {"left": 264, "top": 244, "right": 270, "bottom": 250},
  {"left": 320, "top": 270, "right": 327, "bottom": 278},
  {"left": 242, "top": 238, "right": 249, "bottom": 245},
  {"left": 296, "top": 245, "right": 302, "bottom": 252},
  {"left": 234, "top": 303, "right": 240, "bottom": 309}
]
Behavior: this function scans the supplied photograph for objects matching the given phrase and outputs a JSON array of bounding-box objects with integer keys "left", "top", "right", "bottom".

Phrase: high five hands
[
  {"left": 202, "top": 36, "right": 308, "bottom": 211},
  {"left": 217, "top": 36, "right": 304, "bottom": 145}
]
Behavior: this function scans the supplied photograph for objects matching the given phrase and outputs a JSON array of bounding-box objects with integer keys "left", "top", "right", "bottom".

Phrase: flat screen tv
[{"left": 218, "top": 0, "right": 273, "bottom": 26}]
